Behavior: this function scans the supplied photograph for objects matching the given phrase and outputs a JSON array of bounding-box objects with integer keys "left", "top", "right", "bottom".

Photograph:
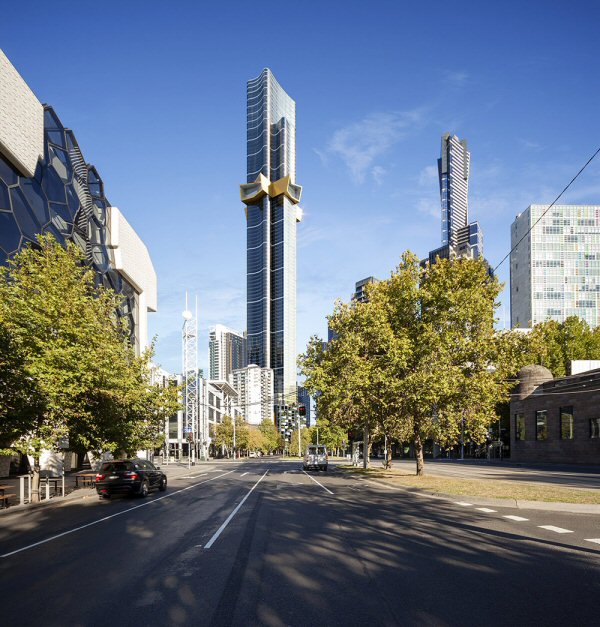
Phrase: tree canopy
[
  {"left": 299, "top": 253, "right": 520, "bottom": 475},
  {"left": 0, "top": 235, "right": 179, "bottom": 497}
]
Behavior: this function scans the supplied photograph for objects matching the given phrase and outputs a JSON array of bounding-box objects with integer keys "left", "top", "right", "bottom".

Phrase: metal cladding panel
[
  {"left": 107, "top": 206, "right": 157, "bottom": 312},
  {"left": 0, "top": 50, "right": 44, "bottom": 177}
]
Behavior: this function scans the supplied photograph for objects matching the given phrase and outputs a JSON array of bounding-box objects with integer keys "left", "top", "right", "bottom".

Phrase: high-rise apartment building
[
  {"left": 510, "top": 204, "right": 600, "bottom": 328},
  {"left": 231, "top": 364, "right": 274, "bottom": 425},
  {"left": 424, "top": 133, "right": 483, "bottom": 265},
  {"left": 209, "top": 324, "right": 245, "bottom": 380},
  {"left": 240, "top": 69, "right": 302, "bottom": 413},
  {"left": 353, "top": 276, "right": 379, "bottom": 303}
]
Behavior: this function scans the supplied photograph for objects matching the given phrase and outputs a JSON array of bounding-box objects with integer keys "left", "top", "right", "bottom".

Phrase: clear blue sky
[{"left": 2, "top": 0, "right": 599, "bottom": 375}]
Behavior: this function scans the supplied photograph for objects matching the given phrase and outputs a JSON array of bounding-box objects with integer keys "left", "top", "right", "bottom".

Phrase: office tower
[
  {"left": 0, "top": 49, "right": 155, "bottom": 353},
  {"left": 510, "top": 204, "right": 600, "bottom": 328},
  {"left": 424, "top": 133, "right": 483, "bottom": 265},
  {"left": 209, "top": 324, "right": 245, "bottom": 380},
  {"left": 231, "top": 364, "right": 274, "bottom": 425},
  {"left": 353, "top": 276, "right": 379, "bottom": 303},
  {"left": 240, "top": 69, "right": 302, "bottom": 413}
]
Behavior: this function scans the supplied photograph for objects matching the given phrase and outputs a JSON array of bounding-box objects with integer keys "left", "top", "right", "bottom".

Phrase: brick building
[{"left": 510, "top": 365, "right": 600, "bottom": 464}]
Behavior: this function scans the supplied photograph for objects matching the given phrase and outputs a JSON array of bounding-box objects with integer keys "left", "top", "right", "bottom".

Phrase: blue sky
[{"left": 2, "top": 0, "right": 599, "bottom": 375}]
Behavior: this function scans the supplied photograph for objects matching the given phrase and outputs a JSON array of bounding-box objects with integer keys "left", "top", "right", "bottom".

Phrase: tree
[
  {"left": 312, "top": 418, "right": 346, "bottom": 454},
  {"left": 288, "top": 426, "right": 313, "bottom": 457},
  {"left": 300, "top": 252, "right": 516, "bottom": 476},
  {"left": 524, "top": 317, "right": 600, "bottom": 377},
  {"left": 246, "top": 426, "right": 264, "bottom": 454},
  {"left": 0, "top": 235, "right": 179, "bottom": 499},
  {"left": 213, "top": 415, "right": 234, "bottom": 456},
  {"left": 258, "top": 417, "right": 281, "bottom": 453}
]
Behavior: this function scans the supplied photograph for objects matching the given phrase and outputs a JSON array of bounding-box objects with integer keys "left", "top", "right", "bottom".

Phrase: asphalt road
[{"left": 1, "top": 459, "right": 599, "bottom": 626}]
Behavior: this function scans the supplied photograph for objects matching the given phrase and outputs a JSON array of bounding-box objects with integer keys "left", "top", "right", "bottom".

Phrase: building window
[
  {"left": 515, "top": 413, "right": 525, "bottom": 441},
  {"left": 536, "top": 410, "right": 548, "bottom": 440},
  {"left": 560, "top": 406, "right": 574, "bottom": 440},
  {"left": 591, "top": 418, "right": 600, "bottom": 439}
]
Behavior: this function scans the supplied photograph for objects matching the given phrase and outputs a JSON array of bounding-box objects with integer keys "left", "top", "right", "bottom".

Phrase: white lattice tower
[{"left": 182, "top": 294, "right": 198, "bottom": 449}]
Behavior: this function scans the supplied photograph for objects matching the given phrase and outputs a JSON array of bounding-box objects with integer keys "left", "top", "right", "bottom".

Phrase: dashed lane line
[
  {"left": 455, "top": 502, "right": 473, "bottom": 507},
  {"left": 240, "top": 472, "right": 249, "bottom": 477},
  {"left": 1, "top": 470, "right": 237, "bottom": 559},
  {"left": 203, "top": 469, "right": 270, "bottom": 549},
  {"left": 302, "top": 470, "right": 334, "bottom": 495},
  {"left": 475, "top": 507, "right": 497, "bottom": 513},
  {"left": 585, "top": 538, "right": 600, "bottom": 545},
  {"left": 538, "top": 525, "right": 574, "bottom": 534},
  {"left": 503, "top": 515, "right": 529, "bottom": 522}
]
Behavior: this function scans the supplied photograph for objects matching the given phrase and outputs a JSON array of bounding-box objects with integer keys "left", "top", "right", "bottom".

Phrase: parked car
[
  {"left": 303, "top": 445, "right": 328, "bottom": 471},
  {"left": 95, "top": 459, "right": 167, "bottom": 499}
]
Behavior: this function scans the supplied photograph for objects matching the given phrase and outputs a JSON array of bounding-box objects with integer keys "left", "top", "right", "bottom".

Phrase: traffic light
[{"left": 298, "top": 404, "right": 306, "bottom": 416}]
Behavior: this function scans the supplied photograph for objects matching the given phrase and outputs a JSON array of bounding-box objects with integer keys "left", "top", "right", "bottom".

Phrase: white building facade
[
  {"left": 231, "top": 364, "right": 274, "bottom": 425},
  {"left": 511, "top": 204, "right": 600, "bottom": 328},
  {"left": 209, "top": 324, "right": 245, "bottom": 380}
]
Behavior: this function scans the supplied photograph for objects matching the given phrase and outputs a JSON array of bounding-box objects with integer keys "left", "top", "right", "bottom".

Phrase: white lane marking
[
  {"left": 302, "top": 470, "right": 334, "bottom": 495},
  {"left": 455, "top": 502, "right": 473, "bottom": 507},
  {"left": 1, "top": 470, "right": 236, "bottom": 559},
  {"left": 178, "top": 473, "right": 208, "bottom": 479},
  {"left": 204, "top": 469, "right": 270, "bottom": 549},
  {"left": 585, "top": 538, "right": 600, "bottom": 545},
  {"left": 241, "top": 472, "right": 249, "bottom": 477},
  {"left": 538, "top": 525, "right": 574, "bottom": 534},
  {"left": 475, "top": 507, "right": 497, "bottom": 513},
  {"left": 503, "top": 515, "right": 529, "bottom": 522}
]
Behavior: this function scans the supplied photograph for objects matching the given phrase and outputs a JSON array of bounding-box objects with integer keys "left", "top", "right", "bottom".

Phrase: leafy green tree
[
  {"left": 312, "top": 418, "right": 347, "bottom": 455},
  {"left": 213, "top": 415, "right": 234, "bottom": 456},
  {"left": 234, "top": 415, "right": 250, "bottom": 455},
  {"left": 300, "top": 252, "right": 516, "bottom": 476},
  {"left": 246, "top": 426, "right": 264, "bottom": 454},
  {"left": 258, "top": 417, "right": 281, "bottom": 453},
  {"left": 524, "top": 317, "right": 600, "bottom": 377},
  {"left": 0, "top": 235, "right": 179, "bottom": 499},
  {"left": 288, "top": 426, "right": 313, "bottom": 457}
]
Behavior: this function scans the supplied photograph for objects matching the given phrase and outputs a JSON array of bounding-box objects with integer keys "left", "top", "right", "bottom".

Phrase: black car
[{"left": 95, "top": 459, "right": 167, "bottom": 499}]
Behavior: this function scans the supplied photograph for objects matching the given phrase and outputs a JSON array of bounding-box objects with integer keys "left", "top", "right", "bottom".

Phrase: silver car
[{"left": 303, "top": 445, "right": 328, "bottom": 471}]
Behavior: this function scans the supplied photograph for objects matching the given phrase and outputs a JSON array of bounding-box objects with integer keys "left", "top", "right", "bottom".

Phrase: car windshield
[{"left": 307, "top": 446, "right": 327, "bottom": 455}]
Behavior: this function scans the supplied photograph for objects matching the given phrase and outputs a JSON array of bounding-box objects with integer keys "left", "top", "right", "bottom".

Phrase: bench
[
  {"left": 0, "top": 493, "right": 16, "bottom": 509},
  {"left": 74, "top": 473, "right": 96, "bottom": 488}
]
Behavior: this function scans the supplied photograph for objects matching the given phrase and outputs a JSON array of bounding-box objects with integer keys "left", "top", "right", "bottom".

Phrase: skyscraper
[
  {"left": 425, "top": 133, "right": 483, "bottom": 265},
  {"left": 511, "top": 204, "right": 600, "bottom": 328},
  {"left": 208, "top": 324, "right": 245, "bottom": 380},
  {"left": 240, "top": 69, "right": 302, "bottom": 414}
]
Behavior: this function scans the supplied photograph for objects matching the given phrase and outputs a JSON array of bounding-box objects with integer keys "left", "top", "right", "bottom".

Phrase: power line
[{"left": 492, "top": 146, "right": 600, "bottom": 275}]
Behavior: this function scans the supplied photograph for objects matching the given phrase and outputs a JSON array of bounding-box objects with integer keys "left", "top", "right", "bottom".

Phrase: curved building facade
[
  {"left": 0, "top": 49, "right": 156, "bottom": 352},
  {"left": 241, "top": 69, "right": 302, "bottom": 414}
]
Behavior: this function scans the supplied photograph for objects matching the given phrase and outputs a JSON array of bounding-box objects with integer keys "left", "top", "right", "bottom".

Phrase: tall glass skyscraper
[
  {"left": 425, "top": 133, "right": 483, "bottom": 265},
  {"left": 240, "top": 69, "right": 302, "bottom": 412}
]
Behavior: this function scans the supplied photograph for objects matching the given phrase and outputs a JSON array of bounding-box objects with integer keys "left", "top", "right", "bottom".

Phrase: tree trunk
[
  {"left": 363, "top": 425, "right": 370, "bottom": 469},
  {"left": 31, "top": 454, "right": 41, "bottom": 503},
  {"left": 414, "top": 434, "right": 425, "bottom": 476},
  {"left": 384, "top": 440, "right": 393, "bottom": 469}
]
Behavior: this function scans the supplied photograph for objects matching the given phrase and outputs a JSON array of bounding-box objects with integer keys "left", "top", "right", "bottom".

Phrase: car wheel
[
  {"left": 100, "top": 493, "right": 110, "bottom": 500},
  {"left": 139, "top": 480, "right": 149, "bottom": 498},
  {"left": 159, "top": 477, "right": 167, "bottom": 492}
]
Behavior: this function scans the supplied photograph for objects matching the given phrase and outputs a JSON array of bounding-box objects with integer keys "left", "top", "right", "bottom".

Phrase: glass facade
[
  {"left": 511, "top": 205, "right": 600, "bottom": 328},
  {"left": 0, "top": 106, "right": 138, "bottom": 345},
  {"left": 243, "top": 69, "right": 299, "bottom": 410}
]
